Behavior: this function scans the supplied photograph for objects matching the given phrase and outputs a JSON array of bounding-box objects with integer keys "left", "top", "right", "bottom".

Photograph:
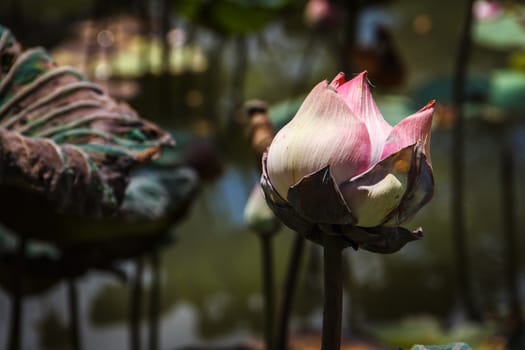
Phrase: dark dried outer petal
[
  {"left": 383, "top": 142, "right": 434, "bottom": 226},
  {"left": 0, "top": 25, "right": 174, "bottom": 217},
  {"left": 287, "top": 165, "right": 356, "bottom": 225},
  {"left": 260, "top": 152, "right": 313, "bottom": 233},
  {"left": 337, "top": 224, "right": 423, "bottom": 254},
  {"left": 360, "top": 226, "right": 423, "bottom": 253}
]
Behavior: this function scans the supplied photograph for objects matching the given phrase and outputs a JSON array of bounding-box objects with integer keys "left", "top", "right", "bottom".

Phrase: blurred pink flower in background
[{"left": 473, "top": 0, "right": 502, "bottom": 21}]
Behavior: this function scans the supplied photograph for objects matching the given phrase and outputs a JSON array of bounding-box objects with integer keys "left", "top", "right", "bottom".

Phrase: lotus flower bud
[
  {"left": 261, "top": 72, "right": 435, "bottom": 252},
  {"left": 244, "top": 184, "right": 280, "bottom": 236}
]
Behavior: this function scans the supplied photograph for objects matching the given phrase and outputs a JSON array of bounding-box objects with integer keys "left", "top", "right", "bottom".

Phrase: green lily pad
[
  {"left": 474, "top": 8, "right": 525, "bottom": 50},
  {"left": 489, "top": 69, "right": 525, "bottom": 111},
  {"left": 410, "top": 70, "right": 525, "bottom": 123},
  {"left": 411, "top": 76, "right": 490, "bottom": 107}
]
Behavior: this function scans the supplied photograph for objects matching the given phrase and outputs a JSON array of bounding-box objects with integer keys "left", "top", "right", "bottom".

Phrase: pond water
[{"left": 0, "top": 0, "right": 525, "bottom": 349}]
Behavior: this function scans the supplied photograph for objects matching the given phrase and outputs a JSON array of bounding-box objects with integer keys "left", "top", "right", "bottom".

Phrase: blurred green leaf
[
  {"left": 372, "top": 317, "right": 497, "bottom": 349},
  {"left": 177, "top": 0, "right": 295, "bottom": 35},
  {"left": 474, "top": 8, "right": 525, "bottom": 50},
  {"left": 210, "top": 1, "right": 275, "bottom": 34},
  {"left": 411, "top": 76, "right": 490, "bottom": 107},
  {"left": 268, "top": 95, "right": 304, "bottom": 130},
  {"left": 376, "top": 94, "right": 416, "bottom": 126},
  {"left": 489, "top": 69, "right": 525, "bottom": 111}
]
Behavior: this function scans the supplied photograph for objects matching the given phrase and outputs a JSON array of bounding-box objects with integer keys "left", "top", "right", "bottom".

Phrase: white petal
[
  {"left": 340, "top": 145, "right": 413, "bottom": 227},
  {"left": 266, "top": 81, "right": 371, "bottom": 199}
]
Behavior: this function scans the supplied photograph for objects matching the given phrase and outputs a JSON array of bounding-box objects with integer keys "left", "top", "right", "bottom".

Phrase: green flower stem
[
  {"left": 67, "top": 276, "right": 82, "bottom": 350},
  {"left": 276, "top": 233, "right": 305, "bottom": 350},
  {"left": 259, "top": 234, "right": 275, "bottom": 350},
  {"left": 130, "top": 256, "right": 145, "bottom": 350},
  {"left": 8, "top": 236, "right": 26, "bottom": 350},
  {"left": 321, "top": 234, "right": 344, "bottom": 350}
]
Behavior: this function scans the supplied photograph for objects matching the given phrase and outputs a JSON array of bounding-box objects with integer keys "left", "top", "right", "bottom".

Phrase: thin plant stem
[
  {"left": 149, "top": 249, "right": 161, "bottom": 350},
  {"left": 130, "top": 256, "right": 145, "bottom": 350},
  {"left": 260, "top": 234, "right": 275, "bottom": 350},
  {"left": 340, "top": 1, "right": 359, "bottom": 73},
  {"left": 275, "top": 233, "right": 305, "bottom": 350},
  {"left": 500, "top": 140, "right": 523, "bottom": 332},
  {"left": 8, "top": 236, "right": 27, "bottom": 350},
  {"left": 451, "top": 0, "right": 481, "bottom": 322},
  {"left": 160, "top": 0, "right": 171, "bottom": 74},
  {"left": 228, "top": 36, "right": 248, "bottom": 125},
  {"left": 321, "top": 234, "right": 344, "bottom": 350},
  {"left": 67, "top": 276, "right": 82, "bottom": 350}
]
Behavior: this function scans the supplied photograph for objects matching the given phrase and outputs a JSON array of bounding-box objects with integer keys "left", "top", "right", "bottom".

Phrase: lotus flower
[{"left": 261, "top": 72, "right": 435, "bottom": 252}]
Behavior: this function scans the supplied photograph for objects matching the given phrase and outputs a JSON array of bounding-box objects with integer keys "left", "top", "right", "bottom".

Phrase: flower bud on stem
[{"left": 321, "top": 234, "right": 345, "bottom": 350}]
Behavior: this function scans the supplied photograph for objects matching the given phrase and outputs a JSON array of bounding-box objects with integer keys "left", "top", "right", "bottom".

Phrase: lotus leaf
[{"left": 0, "top": 25, "right": 174, "bottom": 218}]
